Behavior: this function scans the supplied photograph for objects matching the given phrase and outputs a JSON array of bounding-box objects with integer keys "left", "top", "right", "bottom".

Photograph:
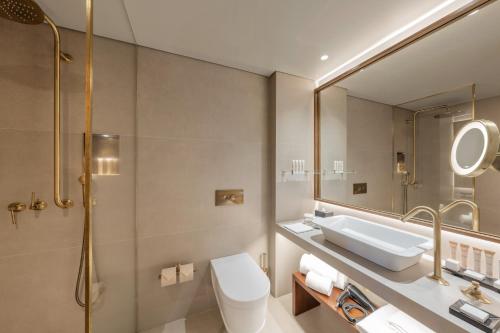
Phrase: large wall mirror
[{"left": 315, "top": 0, "right": 500, "bottom": 238}]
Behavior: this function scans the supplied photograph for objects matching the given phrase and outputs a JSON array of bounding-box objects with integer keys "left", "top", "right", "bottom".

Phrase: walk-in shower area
[{"left": 0, "top": 2, "right": 269, "bottom": 332}]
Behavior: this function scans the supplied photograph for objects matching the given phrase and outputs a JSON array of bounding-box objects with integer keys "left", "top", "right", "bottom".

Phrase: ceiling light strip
[{"left": 315, "top": 0, "right": 473, "bottom": 86}]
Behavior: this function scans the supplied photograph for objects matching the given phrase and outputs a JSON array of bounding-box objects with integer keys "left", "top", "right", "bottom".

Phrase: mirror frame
[{"left": 313, "top": 0, "right": 500, "bottom": 243}]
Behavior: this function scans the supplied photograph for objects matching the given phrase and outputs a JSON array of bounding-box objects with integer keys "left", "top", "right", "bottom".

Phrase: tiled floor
[{"left": 142, "top": 293, "right": 351, "bottom": 333}]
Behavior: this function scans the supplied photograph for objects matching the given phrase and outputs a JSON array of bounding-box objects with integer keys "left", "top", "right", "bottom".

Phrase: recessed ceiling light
[
  {"left": 320, "top": 55, "right": 329, "bottom": 61},
  {"left": 468, "top": 9, "right": 479, "bottom": 16}
]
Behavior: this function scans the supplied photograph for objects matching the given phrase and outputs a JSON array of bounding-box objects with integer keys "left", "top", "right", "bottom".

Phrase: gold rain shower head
[
  {"left": 0, "top": 0, "right": 45, "bottom": 25},
  {"left": 0, "top": 0, "right": 73, "bottom": 63}
]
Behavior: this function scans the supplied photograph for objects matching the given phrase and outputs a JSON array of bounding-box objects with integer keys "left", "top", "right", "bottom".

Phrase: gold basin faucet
[
  {"left": 440, "top": 200, "right": 479, "bottom": 232},
  {"left": 401, "top": 206, "right": 449, "bottom": 286}
]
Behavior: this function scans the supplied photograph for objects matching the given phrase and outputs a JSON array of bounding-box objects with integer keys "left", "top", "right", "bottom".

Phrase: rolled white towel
[
  {"left": 305, "top": 271, "right": 334, "bottom": 296},
  {"left": 299, "top": 254, "right": 312, "bottom": 275},
  {"left": 459, "top": 212, "right": 473, "bottom": 226},
  {"left": 299, "top": 254, "right": 346, "bottom": 289}
]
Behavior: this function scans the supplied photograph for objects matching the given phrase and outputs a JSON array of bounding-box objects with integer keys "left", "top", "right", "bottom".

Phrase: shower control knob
[
  {"left": 29, "top": 192, "right": 47, "bottom": 211},
  {"left": 7, "top": 202, "right": 27, "bottom": 228}
]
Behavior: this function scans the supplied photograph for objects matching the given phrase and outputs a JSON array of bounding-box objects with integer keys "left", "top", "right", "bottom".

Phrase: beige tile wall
[
  {"left": 271, "top": 72, "right": 314, "bottom": 297},
  {"left": 345, "top": 96, "right": 393, "bottom": 211},
  {"left": 476, "top": 95, "right": 500, "bottom": 235},
  {"left": 135, "top": 47, "right": 270, "bottom": 331},
  {"left": 320, "top": 86, "right": 348, "bottom": 201},
  {"left": 392, "top": 107, "right": 413, "bottom": 214},
  {"left": 318, "top": 94, "right": 394, "bottom": 212},
  {"left": 0, "top": 20, "right": 134, "bottom": 333},
  {"left": 2, "top": 19, "right": 271, "bottom": 333}
]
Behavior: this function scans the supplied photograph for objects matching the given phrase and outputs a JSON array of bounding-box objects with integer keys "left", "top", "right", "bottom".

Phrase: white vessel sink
[{"left": 316, "top": 215, "right": 433, "bottom": 271}]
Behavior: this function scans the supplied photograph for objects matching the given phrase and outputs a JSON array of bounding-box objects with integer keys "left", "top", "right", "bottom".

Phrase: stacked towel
[
  {"left": 284, "top": 222, "right": 314, "bottom": 234},
  {"left": 305, "top": 271, "right": 334, "bottom": 296},
  {"left": 300, "top": 254, "right": 346, "bottom": 289}
]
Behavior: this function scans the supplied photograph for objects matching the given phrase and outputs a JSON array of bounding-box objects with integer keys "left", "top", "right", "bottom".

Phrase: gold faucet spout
[
  {"left": 401, "top": 206, "right": 449, "bottom": 286},
  {"left": 440, "top": 199, "right": 479, "bottom": 232}
]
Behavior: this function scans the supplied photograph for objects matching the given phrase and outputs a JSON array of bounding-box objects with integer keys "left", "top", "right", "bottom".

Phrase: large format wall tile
[
  {"left": 137, "top": 47, "right": 268, "bottom": 143},
  {"left": 476, "top": 96, "right": 500, "bottom": 235},
  {"left": 1, "top": 18, "right": 269, "bottom": 333},
  {"left": 135, "top": 47, "right": 269, "bottom": 329},
  {"left": 136, "top": 220, "right": 267, "bottom": 331},
  {"left": 0, "top": 129, "right": 84, "bottom": 257},
  {"left": 272, "top": 72, "right": 314, "bottom": 296},
  {"left": 0, "top": 247, "right": 84, "bottom": 333},
  {"left": 136, "top": 137, "right": 267, "bottom": 238},
  {"left": 1, "top": 20, "right": 138, "bottom": 333},
  {"left": 92, "top": 240, "right": 137, "bottom": 333},
  {"left": 274, "top": 72, "right": 314, "bottom": 222},
  {"left": 0, "top": 20, "right": 137, "bottom": 137}
]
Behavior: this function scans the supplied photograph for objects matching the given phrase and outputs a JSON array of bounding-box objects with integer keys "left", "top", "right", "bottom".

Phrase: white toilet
[{"left": 211, "top": 253, "right": 270, "bottom": 333}]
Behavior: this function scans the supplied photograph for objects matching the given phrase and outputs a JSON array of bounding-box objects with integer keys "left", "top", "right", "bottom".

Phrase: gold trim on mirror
[{"left": 314, "top": 0, "right": 499, "bottom": 243}]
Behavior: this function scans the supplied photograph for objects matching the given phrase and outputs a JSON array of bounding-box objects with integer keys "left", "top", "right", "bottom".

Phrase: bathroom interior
[{"left": 3, "top": 0, "right": 500, "bottom": 332}]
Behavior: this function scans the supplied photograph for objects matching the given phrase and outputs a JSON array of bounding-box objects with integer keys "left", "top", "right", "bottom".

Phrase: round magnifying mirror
[{"left": 451, "top": 119, "right": 500, "bottom": 177}]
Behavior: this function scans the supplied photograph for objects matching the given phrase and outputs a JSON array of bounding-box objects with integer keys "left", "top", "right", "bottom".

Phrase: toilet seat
[{"left": 211, "top": 253, "right": 270, "bottom": 333}]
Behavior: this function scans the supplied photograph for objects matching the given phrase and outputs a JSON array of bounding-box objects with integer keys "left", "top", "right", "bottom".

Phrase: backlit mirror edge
[{"left": 313, "top": 0, "right": 500, "bottom": 244}]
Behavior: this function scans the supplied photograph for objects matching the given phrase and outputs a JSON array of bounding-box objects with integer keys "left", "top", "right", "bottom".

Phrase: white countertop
[{"left": 277, "top": 220, "right": 500, "bottom": 333}]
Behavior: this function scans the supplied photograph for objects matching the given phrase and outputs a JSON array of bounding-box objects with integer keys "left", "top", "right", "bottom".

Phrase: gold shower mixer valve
[
  {"left": 29, "top": 192, "right": 47, "bottom": 211},
  {"left": 7, "top": 202, "right": 26, "bottom": 228}
]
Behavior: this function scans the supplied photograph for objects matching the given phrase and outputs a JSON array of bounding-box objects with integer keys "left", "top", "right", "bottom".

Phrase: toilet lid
[{"left": 211, "top": 253, "right": 270, "bottom": 303}]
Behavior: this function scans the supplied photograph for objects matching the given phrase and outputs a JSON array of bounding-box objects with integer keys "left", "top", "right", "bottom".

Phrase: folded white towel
[
  {"left": 305, "top": 271, "right": 334, "bottom": 296},
  {"left": 284, "top": 222, "right": 314, "bottom": 234},
  {"left": 357, "top": 304, "right": 398, "bottom": 333},
  {"left": 357, "top": 304, "right": 435, "bottom": 333},
  {"left": 388, "top": 310, "right": 435, "bottom": 333},
  {"left": 299, "top": 254, "right": 346, "bottom": 289}
]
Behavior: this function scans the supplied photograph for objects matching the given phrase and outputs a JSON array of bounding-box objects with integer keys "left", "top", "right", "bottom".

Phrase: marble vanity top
[{"left": 278, "top": 220, "right": 500, "bottom": 333}]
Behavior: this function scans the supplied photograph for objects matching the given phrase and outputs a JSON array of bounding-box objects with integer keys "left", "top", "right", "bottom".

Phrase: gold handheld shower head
[{"left": 0, "top": 0, "right": 45, "bottom": 25}]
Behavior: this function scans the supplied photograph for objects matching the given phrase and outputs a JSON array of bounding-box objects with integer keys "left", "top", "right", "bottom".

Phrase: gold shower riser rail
[{"left": 45, "top": 15, "right": 74, "bottom": 209}]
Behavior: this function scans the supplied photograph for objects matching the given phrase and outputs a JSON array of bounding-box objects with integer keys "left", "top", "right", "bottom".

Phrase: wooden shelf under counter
[{"left": 292, "top": 272, "right": 373, "bottom": 331}]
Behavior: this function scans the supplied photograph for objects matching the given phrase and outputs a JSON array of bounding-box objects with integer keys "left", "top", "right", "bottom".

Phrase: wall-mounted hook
[
  {"left": 29, "top": 192, "right": 47, "bottom": 211},
  {"left": 7, "top": 202, "right": 26, "bottom": 228}
]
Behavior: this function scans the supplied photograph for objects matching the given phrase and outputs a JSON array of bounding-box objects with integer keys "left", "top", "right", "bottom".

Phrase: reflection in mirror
[
  {"left": 317, "top": 0, "right": 500, "bottom": 236},
  {"left": 456, "top": 128, "right": 485, "bottom": 169}
]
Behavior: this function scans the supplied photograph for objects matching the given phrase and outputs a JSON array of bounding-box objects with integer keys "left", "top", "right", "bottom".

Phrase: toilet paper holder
[{"left": 157, "top": 263, "right": 197, "bottom": 280}]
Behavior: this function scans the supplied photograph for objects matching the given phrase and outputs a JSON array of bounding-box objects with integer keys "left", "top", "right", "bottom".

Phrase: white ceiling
[
  {"left": 36, "top": 0, "right": 477, "bottom": 80},
  {"left": 337, "top": 0, "right": 500, "bottom": 109}
]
